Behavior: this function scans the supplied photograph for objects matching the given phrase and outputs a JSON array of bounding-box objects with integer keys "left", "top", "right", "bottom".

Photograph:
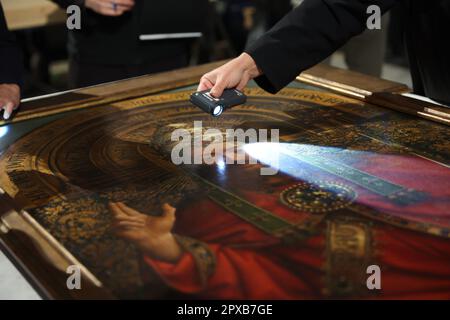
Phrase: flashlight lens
[{"left": 213, "top": 105, "right": 223, "bottom": 116}]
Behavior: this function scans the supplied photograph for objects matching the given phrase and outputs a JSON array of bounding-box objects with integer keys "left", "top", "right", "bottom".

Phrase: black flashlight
[{"left": 190, "top": 89, "right": 247, "bottom": 117}]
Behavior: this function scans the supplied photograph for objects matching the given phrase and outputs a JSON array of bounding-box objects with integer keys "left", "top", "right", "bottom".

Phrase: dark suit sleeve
[
  {"left": 0, "top": 4, "right": 23, "bottom": 87},
  {"left": 245, "top": 0, "right": 398, "bottom": 93}
]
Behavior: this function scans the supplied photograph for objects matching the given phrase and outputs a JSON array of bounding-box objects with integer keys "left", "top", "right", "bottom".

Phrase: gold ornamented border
[{"left": 324, "top": 214, "right": 376, "bottom": 298}]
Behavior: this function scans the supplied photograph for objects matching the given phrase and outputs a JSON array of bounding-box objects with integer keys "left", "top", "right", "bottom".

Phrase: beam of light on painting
[
  {"left": 243, "top": 142, "right": 428, "bottom": 202},
  {"left": 243, "top": 142, "right": 368, "bottom": 184},
  {"left": 243, "top": 142, "right": 312, "bottom": 179},
  {"left": 0, "top": 126, "right": 8, "bottom": 139}
]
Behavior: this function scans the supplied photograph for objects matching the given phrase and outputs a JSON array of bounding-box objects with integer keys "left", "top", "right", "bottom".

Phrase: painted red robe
[{"left": 142, "top": 152, "right": 450, "bottom": 299}]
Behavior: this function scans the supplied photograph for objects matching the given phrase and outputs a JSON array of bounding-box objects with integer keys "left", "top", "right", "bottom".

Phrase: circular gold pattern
[{"left": 280, "top": 181, "right": 357, "bottom": 213}]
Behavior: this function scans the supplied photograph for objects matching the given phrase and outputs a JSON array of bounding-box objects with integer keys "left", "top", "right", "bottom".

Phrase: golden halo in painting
[{"left": 280, "top": 181, "right": 357, "bottom": 213}]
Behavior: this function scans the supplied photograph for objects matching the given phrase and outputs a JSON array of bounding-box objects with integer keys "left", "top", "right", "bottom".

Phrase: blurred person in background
[
  {"left": 0, "top": 3, "right": 23, "bottom": 120},
  {"left": 221, "top": 0, "right": 292, "bottom": 53},
  {"left": 220, "top": 0, "right": 256, "bottom": 53},
  {"left": 246, "top": 0, "right": 292, "bottom": 48},
  {"left": 52, "top": 0, "right": 208, "bottom": 88}
]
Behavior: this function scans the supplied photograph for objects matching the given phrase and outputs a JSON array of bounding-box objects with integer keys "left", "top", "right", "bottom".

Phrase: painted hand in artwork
[{"left": 109, "top": 202, "right": 182, "bottom": 263}]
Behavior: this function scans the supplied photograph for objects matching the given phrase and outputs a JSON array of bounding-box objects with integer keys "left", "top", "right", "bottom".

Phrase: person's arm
[
  {"left": 199, "top": 0, "right": 398, "bottom": 97},
  {"left": 247, "top": 0, "right": 398, "bottom": 93},
  {"left": 0, "top": 4, "right": 22, "bottom": 119}
]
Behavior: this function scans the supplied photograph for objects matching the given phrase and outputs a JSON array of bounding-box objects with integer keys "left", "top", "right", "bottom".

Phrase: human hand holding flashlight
[
  {"left": 197, "top": 53, "right": 261, "bottom": 98},
  {"left": 190, "top": 89, "right": 247, "bottom": 117}
]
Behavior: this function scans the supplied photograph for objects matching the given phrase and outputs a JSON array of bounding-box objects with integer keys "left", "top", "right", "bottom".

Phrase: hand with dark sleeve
[
  {"left": 198, "top": 0, "right": 398, "bottom": 97},
  {"left": 52, "top": 0, "right": 134, "bottom": 16},
  {"left": 0, "top": 4, "right": 23, "bottom": 120}
]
